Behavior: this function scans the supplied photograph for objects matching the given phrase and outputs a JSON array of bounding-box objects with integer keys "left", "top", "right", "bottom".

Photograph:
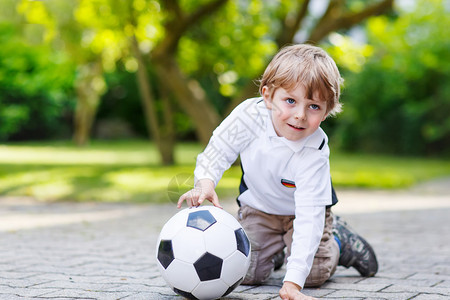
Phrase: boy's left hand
[{"left": 279, "top": 281, "right": 317, "bottom": 300}]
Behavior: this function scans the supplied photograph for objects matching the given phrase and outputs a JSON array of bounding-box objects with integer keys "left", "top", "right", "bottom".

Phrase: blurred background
[{"left": 0, "top": 0, "right": 449, "bottom": 203}]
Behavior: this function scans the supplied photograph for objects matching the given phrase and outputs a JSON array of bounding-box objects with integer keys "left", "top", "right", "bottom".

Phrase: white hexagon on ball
[
  {"left": 221, "top": 251, "right": 251, "bottom": 286},
  {"left": 192, "top": 279, "right": 229, "bottom": 299},
  {"left": 165, "top": 259, "right": 199, "bottom": 292},
  {"left": 204, "top": 222, "right": 237, "bottom": 258},
  {"left": 156, "top": 206, "right": 251, "bottom": 300},
  {"left": 172, "top": 227, "right": 206, "bottom": 263}
]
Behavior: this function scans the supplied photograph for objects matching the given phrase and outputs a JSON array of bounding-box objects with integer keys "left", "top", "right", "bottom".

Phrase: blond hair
[{"left": 259, "top": 44, "right": 343, "bottom": 116}]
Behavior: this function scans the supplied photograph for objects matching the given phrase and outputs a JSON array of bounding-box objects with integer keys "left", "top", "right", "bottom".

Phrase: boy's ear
[{"left": 262, "top": 86, "right": 273, "bottom": 110}]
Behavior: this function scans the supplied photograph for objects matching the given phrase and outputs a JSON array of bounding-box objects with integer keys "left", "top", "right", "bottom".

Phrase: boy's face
[{"left": 263, "top": 85, "right": 328, "bottom": 141}]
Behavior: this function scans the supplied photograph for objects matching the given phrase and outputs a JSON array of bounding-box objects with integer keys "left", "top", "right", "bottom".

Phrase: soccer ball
[{"left": 156, "top": 206, "right": 251, "bottom": 299}]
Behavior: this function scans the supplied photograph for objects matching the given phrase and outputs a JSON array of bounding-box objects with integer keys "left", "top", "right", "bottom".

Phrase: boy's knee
[
  {"left": 241, "top": 253, "right": 273, "bottom": 285},
  {"left": 304, "top": 274, "right": 328, "bottom": 287},
  {"left": 304, "top": 256, "right": 335, "bottom": 287},
  {"left": 242, "top": 266, "right": 272, "bottom": 285}
]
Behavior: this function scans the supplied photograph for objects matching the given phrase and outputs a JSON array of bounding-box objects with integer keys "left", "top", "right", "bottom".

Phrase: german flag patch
[{"left": 281, "top": 179, "right": 296, "bottom": 188}]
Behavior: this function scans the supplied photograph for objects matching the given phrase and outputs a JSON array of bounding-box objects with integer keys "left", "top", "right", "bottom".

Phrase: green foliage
[
  {"left": 331, "top": 0, "right": 450, "bottom": 155},
  {"left": 1, "top": 0, "right": 449, "bottom": 158},
  {"left": 177, "top": 0, "right": 278, "bottom": 106},
  {"left": 74, "top": 0, "right": 164, "bottom": 72},
  {"left": 0, "top": 23, "right": 75, "bottom": 140},
  {"left": 89, "top": 0, "right": 282, "bottom": 137}
]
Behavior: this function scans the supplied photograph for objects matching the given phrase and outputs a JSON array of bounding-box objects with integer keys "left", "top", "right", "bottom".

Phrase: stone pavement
[{"left": 0, "top": 179, "right": 449, "bottom": 300}]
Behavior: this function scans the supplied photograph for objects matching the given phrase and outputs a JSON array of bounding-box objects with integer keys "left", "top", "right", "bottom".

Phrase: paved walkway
[{"left": 0, "top": 179, "right": 449, "bottom": 299}]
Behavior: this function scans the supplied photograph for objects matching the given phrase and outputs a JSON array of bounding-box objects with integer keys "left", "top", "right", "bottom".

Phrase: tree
[
  {"left": 147, "top": 0, "right": 395, "bottom": 146},
  {"left": 150, "top": 0, "right": 228, "bottom": 146},
  {"left": 8, "top": 0, "right": 397, "bottom": 163},
  {"left": 73, "top": 61, "right": 106, "bottom": 146},
  {"left": 73, "top": 0, "right": 177, "bottom": 163},
  {"left": 72, "top": 0, "right": 230, "bottom": 163},
  {"left": 16, "top": 0, "right": 108, "bottom": 146}
]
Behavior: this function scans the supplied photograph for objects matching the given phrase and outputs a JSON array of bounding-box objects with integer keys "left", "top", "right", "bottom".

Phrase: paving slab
[{"left": 0, "top": 178, "right": 449, "bottom": 299}]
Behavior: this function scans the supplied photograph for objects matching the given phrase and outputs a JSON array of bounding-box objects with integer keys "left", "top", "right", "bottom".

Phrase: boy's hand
[
  {"left": 177, "top": 179, "right": 222, "bottom": 209},
  {"left": 279, "top": 281, "right": 317, "bottom": 300}
]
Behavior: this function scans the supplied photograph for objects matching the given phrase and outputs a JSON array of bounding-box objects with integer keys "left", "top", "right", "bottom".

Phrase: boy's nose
[{"left": 294, "top": 108, "right": 306, "bottom": 120}]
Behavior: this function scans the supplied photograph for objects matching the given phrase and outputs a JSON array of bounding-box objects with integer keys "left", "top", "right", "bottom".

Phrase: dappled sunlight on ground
[{"left": 2, "top": 177, "right": 448, "bottom": 233}]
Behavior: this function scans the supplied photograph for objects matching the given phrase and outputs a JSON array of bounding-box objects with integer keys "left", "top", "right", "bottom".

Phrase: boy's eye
[
  {"left": 286, "top": 98, "right": 295, "bottom": 104},
  {"left": 310, "top": 104, "right": 320, "bottom": 110}
]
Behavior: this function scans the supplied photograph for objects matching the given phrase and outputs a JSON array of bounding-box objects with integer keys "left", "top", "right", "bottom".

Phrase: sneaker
[
  {"left": 272, "top": 249, "right": 285, "bottom": 271},
  {"left": 333, "top": 216, "right": 378, "bottom": 277}
]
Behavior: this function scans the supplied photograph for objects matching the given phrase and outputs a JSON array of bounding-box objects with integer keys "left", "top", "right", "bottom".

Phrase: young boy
[{"left": 177, "top": 44, "right": 378, "bottom": 300}]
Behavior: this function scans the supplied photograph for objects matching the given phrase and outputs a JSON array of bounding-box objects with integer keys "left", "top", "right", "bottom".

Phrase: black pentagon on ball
[
  {"left": 187, "top": 210, "right": 217, "bottom": 231},
  {"left": 193, "top": 252, "right": 223, "bottom": 281},
  {"left": 173, "top": 287, "right": 199, "bottom": 300},
  {"left": 235, "top": 228, "right": 250, "bottom": 257},
  {"left": 157, "top": 240, "right": 174, "bottom": 269}
]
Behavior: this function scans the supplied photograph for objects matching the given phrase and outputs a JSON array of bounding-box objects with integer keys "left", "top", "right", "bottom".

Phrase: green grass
[
  {"left": 0, "top": 140, "right": 449, "bottom": 203},
  {"left": 330, "top": 152, "right": 450, "bottom": 188}
]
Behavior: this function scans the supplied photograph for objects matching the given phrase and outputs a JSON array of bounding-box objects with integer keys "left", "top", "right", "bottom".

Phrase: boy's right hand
[
  {"left": 279, "top": 282, "right": 317, "bottom": 300},
  {"left": 177, "top": 178, "right": 222, "bottom": 209}
]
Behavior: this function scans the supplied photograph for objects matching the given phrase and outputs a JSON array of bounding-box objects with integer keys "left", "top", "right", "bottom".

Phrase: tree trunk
[
  {"left": 152, "top": 56, "right": 220, "bottom": 145},
  {"left": 73, "top": 95, "right": 96, "bottom": 146},
  {"left": 159, "top": 89, "right": 176, "bottom": 165},
  {"left": 73, "top": 62, "right": 104, "bottom": 146},
  {"left": 150, "top": 0, "right": 228, "bottom": 146},
  {"left": 131, "top": 35, "right": 175, "bottom": 165}
]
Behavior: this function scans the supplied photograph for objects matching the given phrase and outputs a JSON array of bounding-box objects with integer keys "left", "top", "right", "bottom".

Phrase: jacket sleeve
[
  {"left": 194, "top": 99, "right": 259, "bottom": 186},
  {"left": 284, "top": 205, "right": 325, "bottom": 288},
  {"left": 284, "top": 148, "right": 331, "bottom": 287}
]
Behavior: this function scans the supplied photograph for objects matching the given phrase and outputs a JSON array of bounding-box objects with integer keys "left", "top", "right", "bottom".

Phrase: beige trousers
[{"left": 238, "top": 205, "right": 340, "bottom": 287}]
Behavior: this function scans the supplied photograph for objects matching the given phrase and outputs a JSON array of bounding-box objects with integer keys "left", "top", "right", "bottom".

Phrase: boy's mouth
[{"left": 288, "top": 124, "right": 305, "bottom": 131}]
